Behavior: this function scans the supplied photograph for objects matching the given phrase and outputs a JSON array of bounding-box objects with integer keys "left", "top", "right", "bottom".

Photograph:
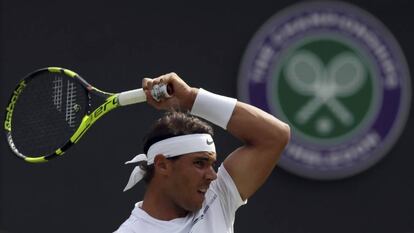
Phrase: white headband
[{"left": 123, "top": 133, "right": 216, "bottom": 191}]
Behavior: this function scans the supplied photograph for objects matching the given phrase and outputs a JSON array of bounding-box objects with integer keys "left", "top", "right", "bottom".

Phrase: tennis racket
[{"left": 4, "top": 67, "right": 171, "bottom": 163}]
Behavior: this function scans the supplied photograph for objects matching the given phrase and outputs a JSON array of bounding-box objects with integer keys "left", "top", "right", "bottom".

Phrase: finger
[
  {"left": 143, "top": 77, "right": 163, "bottom": 103},
  {"left": 142, "top": 78, "right": 153, "bottom": 91},
  {"left": 152, "top": 74, "right": 169, "bottom": 86},
  {"left": 162, "top": 72, "right": 179, "bottom": 85},
  {"left": 155, "top": 73, "right": 179, "bottom": 95},
  {"left": 144, "top": 72, "right": 184, "bottom": 110},
  {"left": 152, "top": 73, "right": 176, "bottom": 85},
  {"left": 150, "top": 74, "right": 174, "bottom": 97},
  {"left": 145, "top": 89, "right": 161, "bottom": 107}
]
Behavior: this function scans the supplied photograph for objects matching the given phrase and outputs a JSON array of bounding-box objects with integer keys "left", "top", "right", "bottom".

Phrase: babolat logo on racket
[
  {"left": 93, "top": 97, "right": 118, "bottom": 119},
  {"left": 238, "top": 1, "right": 411, "bottom": 179},
  {"left": 4, "top": 81, "right": 26, "bottom": 131}
]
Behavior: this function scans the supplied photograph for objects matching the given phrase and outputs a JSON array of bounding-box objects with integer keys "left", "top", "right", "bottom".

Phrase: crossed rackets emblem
[{"left": 284, "top": 51, "right": 366, "bottom": 130}]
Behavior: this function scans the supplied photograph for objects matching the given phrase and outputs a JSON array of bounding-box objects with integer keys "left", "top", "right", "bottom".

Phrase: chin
[
  {"left": 190, "top": 206, "right": 203, "bottom": 212},
  {"left": 187, "top": 202, "right": 203, "bottom": 212},
  {"left": 181, "top": 194, "right": 205, "bottom": 212}
]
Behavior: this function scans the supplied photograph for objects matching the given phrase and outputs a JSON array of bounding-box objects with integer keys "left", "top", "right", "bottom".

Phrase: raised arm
[
  {"left": 224, "top": 102, "right": 290, "bottom": 200},
  {"left": 142, "top": 73, "right": 290, "bottom": 200}
]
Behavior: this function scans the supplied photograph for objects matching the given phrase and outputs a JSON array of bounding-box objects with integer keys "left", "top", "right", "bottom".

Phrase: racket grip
[
  {"left": 118, "top": 89, "right": 146, "bottom": 106},
  {"left": 118, "top": 84, "right": 172, "bottom": 106}
]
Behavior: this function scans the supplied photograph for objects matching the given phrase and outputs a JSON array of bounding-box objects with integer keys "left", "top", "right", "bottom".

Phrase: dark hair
[{"left": 140, "top": 111, "right": 213, "bottom": 184}]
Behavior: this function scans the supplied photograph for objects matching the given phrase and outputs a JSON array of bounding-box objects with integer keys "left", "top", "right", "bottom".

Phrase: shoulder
[
  {"left": 209, "top": 164, "right": 247, "bottom": 208},
  {"left": 114, "top": 213, "right": 140, "bottom": 233},
  {"left": 210, "top": 164, "right": 239, "bottom": 195},
  {"left": 114, "top": 202, "right": 149, "bottom": 233}
]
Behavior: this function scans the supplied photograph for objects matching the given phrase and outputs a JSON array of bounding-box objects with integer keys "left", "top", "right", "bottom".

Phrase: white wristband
[{"left": 190, "top": 88, "right": 237, "bottom": 129}]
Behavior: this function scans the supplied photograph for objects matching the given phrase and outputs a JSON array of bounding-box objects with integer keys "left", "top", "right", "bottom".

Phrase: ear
[{"left": 153, "top": 154, "right": 172, "bottom": 175}]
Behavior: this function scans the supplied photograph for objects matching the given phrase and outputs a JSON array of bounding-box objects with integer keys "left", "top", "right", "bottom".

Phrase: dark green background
[{"left": 277, "top": 39, "right": 374, "bottom": 139}]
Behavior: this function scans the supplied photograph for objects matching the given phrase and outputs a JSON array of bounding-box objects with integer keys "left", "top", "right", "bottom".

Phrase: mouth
[{"left": 197, "top": 187, "right": 208, "bottom": 197}]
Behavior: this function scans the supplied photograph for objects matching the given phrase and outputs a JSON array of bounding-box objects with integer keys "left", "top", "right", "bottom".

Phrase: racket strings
[
  {"left": 52, "top": 76, "right": 63, "bottom": 112},
  {"left": 11, "top": 73, "right": 88, "bottom": 156},
  {"left": 65, "top": 81, "right": 78, "bottom": 128}
]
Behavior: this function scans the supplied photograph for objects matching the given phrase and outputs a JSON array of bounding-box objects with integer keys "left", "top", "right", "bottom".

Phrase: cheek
[
  {"left": 169, "top": 166, "right": 207, "bottom": 211},
  {"left": 171, "top": 168, "right": 203, "bottom": 197},
  {"left": 174, "top": 169, "right": 198, "bottom": 189}
]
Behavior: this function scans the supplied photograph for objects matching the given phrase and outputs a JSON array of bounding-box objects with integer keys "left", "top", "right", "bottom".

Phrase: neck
[{"left": 141, "top": 182, "right": 188, "bottom": 221}]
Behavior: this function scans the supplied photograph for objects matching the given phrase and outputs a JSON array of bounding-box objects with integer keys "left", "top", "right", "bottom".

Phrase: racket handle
[{"left": 118, "top": 84, "right": 172, "bottom": 106}]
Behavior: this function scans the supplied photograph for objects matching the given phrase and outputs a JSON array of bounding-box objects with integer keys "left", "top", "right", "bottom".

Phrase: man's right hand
[{"left": 142, "top": 73, "right": 198, "bottom": 111}]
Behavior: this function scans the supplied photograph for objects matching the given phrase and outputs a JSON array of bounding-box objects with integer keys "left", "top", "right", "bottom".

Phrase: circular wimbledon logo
[{"left": 238, "top": 1, "right": 411, "bottom": 179}]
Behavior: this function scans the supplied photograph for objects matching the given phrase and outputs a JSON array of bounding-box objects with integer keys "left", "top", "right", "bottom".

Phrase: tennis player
[{"left": 115, "top": 73, "right": 290, "bottom": 233}]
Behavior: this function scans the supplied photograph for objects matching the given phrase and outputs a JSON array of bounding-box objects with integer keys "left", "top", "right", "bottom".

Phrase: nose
[{"left": 205, "top": 166, "right": 217, "bottom": 181}]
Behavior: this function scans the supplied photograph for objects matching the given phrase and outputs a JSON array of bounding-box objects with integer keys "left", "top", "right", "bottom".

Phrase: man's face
[{"left": 167, "top": 151, "right": 217, "bottom": 212}]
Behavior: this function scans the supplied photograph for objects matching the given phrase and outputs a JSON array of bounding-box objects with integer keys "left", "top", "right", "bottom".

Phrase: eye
[{"left": 194, "top": 160, "right": 205, "bottom": 167}]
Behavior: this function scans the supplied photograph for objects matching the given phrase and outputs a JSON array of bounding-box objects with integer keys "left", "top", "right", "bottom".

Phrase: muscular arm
[
  {"left": 142, "top": 73, "right": 290, "bottom": 200},
  {"left": 224, "top": 102, "right": 290, "bottom": 200}
]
